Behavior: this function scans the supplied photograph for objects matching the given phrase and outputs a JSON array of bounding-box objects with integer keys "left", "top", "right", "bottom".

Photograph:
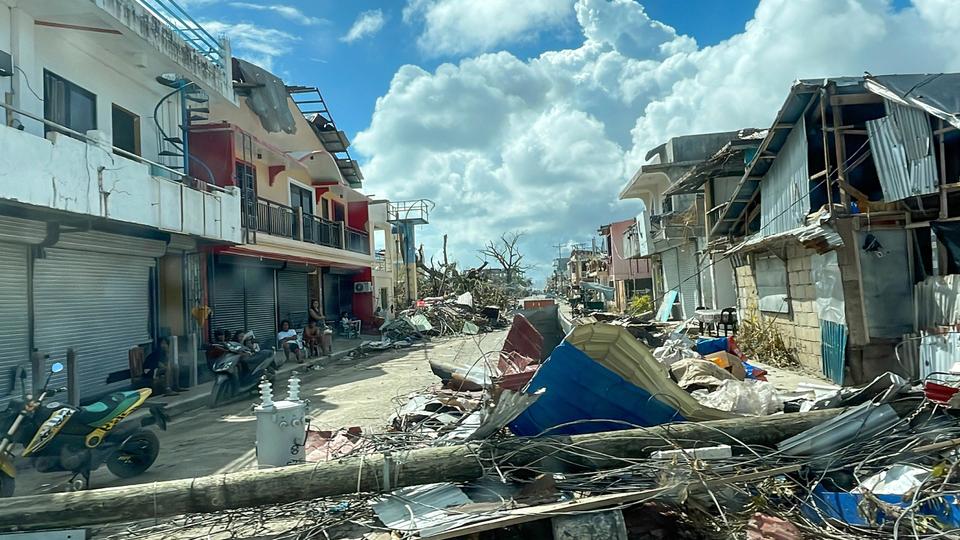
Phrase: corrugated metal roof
[
  {"left": 726, "top": 209, "right": 843, "bottom": 256},
  {"left": 502, "top": 314, "right": 544, "bottom": 360},
  {"left": 865, "top": 73, "right": 960, "bottom": 129},
  {"left": 778, "top": 402, "right": 899, "bottom": 458}
]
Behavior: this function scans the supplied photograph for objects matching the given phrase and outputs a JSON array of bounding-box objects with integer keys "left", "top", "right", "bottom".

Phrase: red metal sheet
[{"left": 502, "top": 314, "right": 543, "bottom": 360}]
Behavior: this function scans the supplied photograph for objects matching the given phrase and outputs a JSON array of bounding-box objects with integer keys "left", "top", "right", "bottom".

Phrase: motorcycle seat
[{"left": 74, "top": 390, "right": 149, "bottom": 427}]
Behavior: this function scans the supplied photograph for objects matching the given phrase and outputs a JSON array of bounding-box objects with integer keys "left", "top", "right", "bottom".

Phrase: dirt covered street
[{"left": 16, "top": 330, "right": 507, "bottom": 496}]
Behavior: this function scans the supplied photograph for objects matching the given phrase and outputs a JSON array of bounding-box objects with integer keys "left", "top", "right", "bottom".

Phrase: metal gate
[
  {"left": 211, "top": 263, "right": 245, "bottom": 337},
  {"left": 277, "top": 270, "right": 309, "bottom": 328},
  {"left": 0, "top": 242, "right": 30, "bottom": 404},
  {"left": 34, "top": 248, "right": 155, "bottom": 399}
]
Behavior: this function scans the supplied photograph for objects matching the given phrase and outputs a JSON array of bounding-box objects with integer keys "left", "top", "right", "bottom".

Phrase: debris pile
[{"left": 377, "top": 292, "right": 506, "bottom": 343}]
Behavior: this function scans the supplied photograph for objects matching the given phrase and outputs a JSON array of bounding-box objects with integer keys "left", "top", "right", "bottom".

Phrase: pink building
[{"left": 600, "top": 219, "right": 654, "bottom": 312}]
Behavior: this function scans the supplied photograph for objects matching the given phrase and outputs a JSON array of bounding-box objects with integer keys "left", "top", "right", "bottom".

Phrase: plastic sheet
[
  {"left": 692, "top": 379, "right": 782, "bottom": 415},
  {"left": 811, "top": 251, "right": 845, "bottom": 325}
]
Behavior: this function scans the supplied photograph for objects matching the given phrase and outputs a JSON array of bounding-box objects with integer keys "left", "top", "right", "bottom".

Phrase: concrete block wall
[{"left": 734, "top": 244, "right": 823, "bottom": 373}]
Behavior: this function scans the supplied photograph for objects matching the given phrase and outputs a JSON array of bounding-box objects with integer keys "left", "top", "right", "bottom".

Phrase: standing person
[
  {"left": 277, "top": 320, "right": 303, "bottom": 364},
  {"left": 309, "top": 300, "right": 323, "bottom": 325}
]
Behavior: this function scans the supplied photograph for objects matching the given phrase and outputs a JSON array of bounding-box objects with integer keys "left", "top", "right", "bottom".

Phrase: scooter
[
  {"left": 0, "top": 361, "right": 166, "bottom": 496},
  {"left": 207, "top": 331, "right": 278, "bottom": 408}
]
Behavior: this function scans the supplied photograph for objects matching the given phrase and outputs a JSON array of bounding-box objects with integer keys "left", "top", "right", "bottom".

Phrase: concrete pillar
[
  {"left": 10, "top": 7, "right": 41, "bottom": 136},
  {"left": 295, "top": 207, "right": 304, "bottom": 241},
  {"left": 188, "top": 333, "right": 198, "bottom": 388},
  {"left": 66, "top": 348, "right": 79, "bottom": 406},
  {"left": 167, "top": 336, "right": 180, "bottom": 390}
]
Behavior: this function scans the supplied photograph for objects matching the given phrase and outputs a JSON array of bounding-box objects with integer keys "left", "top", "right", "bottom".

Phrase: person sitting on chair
[
  {"left": 143, "top": 337, "right": 179, "bottom": 395},
  {"left": 277, "top": 320, "right": 303, "bottom": 364},
  {"left": 303, "top": 320, "right": 322, "bottom": 358}
]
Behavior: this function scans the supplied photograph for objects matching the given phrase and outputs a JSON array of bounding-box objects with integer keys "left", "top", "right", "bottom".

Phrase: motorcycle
[
  {"left": 206, "top": 331, "right": 278, "bottom": 408},
  {"left": 0, "top": 361, "right": 166, "bottom": 496}
]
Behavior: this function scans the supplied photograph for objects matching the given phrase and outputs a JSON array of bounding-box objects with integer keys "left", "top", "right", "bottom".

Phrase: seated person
[
  {"left": 143, "top": 337, "right": 178, "bottom": 394},
  {"left": 277, "top": 320, "right": 303, "bottom": 363},
  {"left": 303, "top": 320, "right": 322, "bottom": 357}
]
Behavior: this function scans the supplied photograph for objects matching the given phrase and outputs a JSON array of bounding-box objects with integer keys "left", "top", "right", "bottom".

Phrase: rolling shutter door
[
  {"left": 211, "top": 263, "right": 245, "bottom": 336},
  {"left": 34, "top": 249, "right": 154, "bottom": 400},
  {"left": 0, "top": 243, "right": 29, "bottom": 405},
  {"left": 277, "top": 270, "right": 309, "bottom": 328},
  {"left": 244, "top": 267, "right": 277, "bottom": 349}
]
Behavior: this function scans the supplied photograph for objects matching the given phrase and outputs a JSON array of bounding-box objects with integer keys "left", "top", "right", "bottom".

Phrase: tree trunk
[{"left": 0, "top": 408, "right": 854, "bottom": 530}]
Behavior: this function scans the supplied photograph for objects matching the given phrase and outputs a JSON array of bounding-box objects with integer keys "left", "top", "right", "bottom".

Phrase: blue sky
[
  {"left": 185, "top": 1, "right": 761, "bottom": 141},
  {"left": 184, "top": 0, "right": 954, "bottom": 282}
]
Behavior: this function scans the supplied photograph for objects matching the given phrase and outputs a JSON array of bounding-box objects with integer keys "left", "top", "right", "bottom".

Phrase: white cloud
[
  {"left": 356, "top": 0, "right": 960, "bottom": 282},
  {"left": 341, "top": 9, "right": 387, "bottom": 43},
  {"left": 228, "top": 3, "right": 328, "bottom": 25},
  {"left": 404, "top": 0, "right": 574, "bottom": 56},
  {"left": 201, "top": 21, "right": 298, "bottom": 71}
]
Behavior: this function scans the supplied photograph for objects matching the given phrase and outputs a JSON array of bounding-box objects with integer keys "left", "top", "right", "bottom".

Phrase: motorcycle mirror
[{"left": 50, "top": 362, "right": 64, "bottom": 374}]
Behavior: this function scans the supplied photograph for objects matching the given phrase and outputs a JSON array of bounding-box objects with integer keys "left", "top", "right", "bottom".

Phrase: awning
[
  {"left": 865, "top": 73, "right": 960, "bottom": 129},
  {"left": 218, "top": 246, "right": 368, "bottom": 270}
]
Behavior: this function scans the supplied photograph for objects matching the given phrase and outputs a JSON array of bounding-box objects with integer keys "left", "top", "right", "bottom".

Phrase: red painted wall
[
  {"left": 188, "top": 127, "right": 236, "bottom": 187},
  {"left": 347, "top": 201, "right": 369, "bottom": 230},
  {"left": 351, "top": 267, "right": 374, "bottom": 327}
]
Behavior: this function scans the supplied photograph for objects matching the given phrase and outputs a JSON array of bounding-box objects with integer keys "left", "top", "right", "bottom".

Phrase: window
[
  {"left": 111, "top": 104, "right": 140, "bottom": 156},
  {"left": 333, "top": 201, "right": 345, "bottom": 223},
  {"left": 43, "top": 70, "right": 96, "bottom": 136},
  {"left": 754, "top": 254, "right": 789, "bottom": 313},
  {"left": 320, "top": 199, "right": 329, "bottom": 220},
  {"left": 290, "top": 184, "right": 313, "bottom": 215}
]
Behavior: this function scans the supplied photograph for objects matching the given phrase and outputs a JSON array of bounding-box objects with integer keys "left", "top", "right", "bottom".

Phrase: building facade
[
  {"left": 599, "top": 219, "right": 652, "bottom": 312},
  {"left": 0, "top": 0, "right": 240, "bottom": 400}
]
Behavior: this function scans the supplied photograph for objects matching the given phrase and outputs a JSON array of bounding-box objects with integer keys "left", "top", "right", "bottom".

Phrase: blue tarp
[
  {"left": 508, "top": 341, "right": 685, "bottom": 436},
  {"left": 804, "top": 484, "right": 960, "bottom": 528}
]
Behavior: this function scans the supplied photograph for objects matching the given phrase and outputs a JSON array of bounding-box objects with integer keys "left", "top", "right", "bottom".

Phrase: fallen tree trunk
[{"left": 0, "top": 408, "right": 849, "bottom": 530}]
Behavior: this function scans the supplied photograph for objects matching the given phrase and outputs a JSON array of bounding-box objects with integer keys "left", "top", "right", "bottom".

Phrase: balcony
[
  {"left": 0, "top": 104, "right": 241, "bottom": 243},
  {"left": 387, "top": 200, "right": 433, "bottom": 225},
  {"left": 253, "top": 198, "right": 370, "bottom": 255}
]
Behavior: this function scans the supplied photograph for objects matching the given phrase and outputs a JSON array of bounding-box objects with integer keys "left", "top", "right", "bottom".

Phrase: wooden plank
[{"left": 830, "top": 84, "right": 851, "bottom": 208}]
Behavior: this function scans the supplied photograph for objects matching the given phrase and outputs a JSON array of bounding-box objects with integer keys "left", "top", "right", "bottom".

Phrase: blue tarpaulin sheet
[
  {"left": 696, "top": 337, "right": 729, "bottom": 355},
  {"left": 804, "top": 484, "right": 960, "bottom": 527},
  {"left": 508, "top": 341, "right": 685, "bottom": 436}
]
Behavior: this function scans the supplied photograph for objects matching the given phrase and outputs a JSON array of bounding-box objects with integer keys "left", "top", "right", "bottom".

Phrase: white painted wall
[
  {"left": 0, "top": 5, "right": 11, "bottom": 99},
  {"left": 0, "top": 122, "right": 242, "bottom": 243}
]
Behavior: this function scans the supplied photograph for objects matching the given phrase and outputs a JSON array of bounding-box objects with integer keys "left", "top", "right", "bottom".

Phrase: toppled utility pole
[{"left": 0, "top": 408, "right": 850, "bottom": 531}]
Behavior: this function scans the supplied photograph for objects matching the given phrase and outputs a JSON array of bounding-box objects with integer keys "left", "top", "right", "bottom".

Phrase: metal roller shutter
[
  {"left": 244, "top": 267, "right": 277, "bottom": 350},
  {"left": 0, "top": 243, "right": 30, "bottom": 405},
  {"left": 277, "top": 270, "right": 309, "bottom": 328},
  {"left": 676, "top": 244, "right": 700, "bottom": 319},
  {"left": 34, "top": 248, "right": 154, "bottom": 400},
  {"left": 211, "top": 264, "right": 246, "bottom": 337}
]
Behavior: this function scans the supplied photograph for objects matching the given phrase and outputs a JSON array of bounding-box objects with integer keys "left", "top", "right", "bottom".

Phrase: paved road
[{"left": 14, "top": 330, "right": 507, "bottom": 496}]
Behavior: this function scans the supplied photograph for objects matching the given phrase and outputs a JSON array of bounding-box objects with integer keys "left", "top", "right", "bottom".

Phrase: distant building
[{"left": 598, "top": 220, "right": 653, "bottom": 312}]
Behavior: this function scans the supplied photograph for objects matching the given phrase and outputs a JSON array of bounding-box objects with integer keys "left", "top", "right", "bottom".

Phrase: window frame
[
  {"left": 753, "top": 253, "right": 790, "bottom": 314},
  {"left": 111, "top": 103, "right": 141, "bottom": 156},
  {"left": 43, "top": 69, "right": 97, "bottom": 137}
]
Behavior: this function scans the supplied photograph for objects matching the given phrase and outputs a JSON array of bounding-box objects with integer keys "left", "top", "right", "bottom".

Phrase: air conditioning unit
[{"left": 353, "top": 281, "right": 373, "bottom": 293}]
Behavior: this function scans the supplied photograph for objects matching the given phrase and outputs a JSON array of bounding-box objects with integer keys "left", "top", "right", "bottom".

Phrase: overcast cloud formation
[{"left": 355, "top": 0, "right": 960, "bottom": 282}]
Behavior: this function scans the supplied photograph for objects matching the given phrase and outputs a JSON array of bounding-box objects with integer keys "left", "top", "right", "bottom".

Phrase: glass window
[
  {"left": 290, "top": 185, "right": 313, "bottom": 215},
  {"left": 111, "top": 104, "right": 140, "bottom": 156},
  {"left": 43, "top": 70, "right": 97, "bottom": 136}
]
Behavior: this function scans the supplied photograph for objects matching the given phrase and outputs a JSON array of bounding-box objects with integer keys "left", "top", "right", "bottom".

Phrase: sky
[{"left": 182, "top": 0, "right": 958, "bottom": 284}]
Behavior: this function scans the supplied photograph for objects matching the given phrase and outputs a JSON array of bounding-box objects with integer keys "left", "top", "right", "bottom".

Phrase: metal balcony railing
[
  {"left": 135, "top": 0, "right": 226, "bottom": 67},
  {"left": 345, "top": 227, "right": 370, "bottom": 255},
  {"left": 254, "top": 198, "right": 351, "bottom": 251},
  {"left": 387, "top": 200, "right": 433, "bottom": 225}
]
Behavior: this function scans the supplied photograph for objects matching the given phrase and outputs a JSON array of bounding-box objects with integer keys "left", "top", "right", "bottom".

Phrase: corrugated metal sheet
[
  {"left": 34, "top": 248, "right": 154, "bottom": 400},
  {"left": 276, "top": 270, "right": 309, "bottom": 328},
  {"left": 727, "top": 209, "right": 844, "bottom": 256},
  {"left": 778, "top": 402, "right": 899, "bottom": 457},
  {"left": 662, "top": 244, "right": 699, "bottom": 319},
  {"left": 56, "top": 231, "right": 167, "bottom": 258},
  {"left": 867, "top": 101, "right": 939, "bottom": 202},
  {"left": 211, "top": 263, "right": 245, "bottom": 336},
  {"left": 761, "top": 117, "right": 809, "bottom": 236},
  {"left": 502, "top": 314, "right": 543, "bottom": 361},
  {"left": 0, "top": 215, "right": 46, "bottom": 245},
  {"left": 919, "top": 332, "right": 960, "bottom": 379},
  {"left": 245, "top": 267, "right": 277, "bottom": 349},
  {"left": 915, "top": 275, "right": 960, "bottom": 330},
  {"left": 820, "top": 321, "right": 847, "bottom": 385},
  {"left": 0, "top": 243, "right": 30, "bottom": 405},
  {"left": 371, "top": 483, "right": 490, "bottom": 537},
  {"left": 898, "top": 333, "right": 921, "bottom": 381}
]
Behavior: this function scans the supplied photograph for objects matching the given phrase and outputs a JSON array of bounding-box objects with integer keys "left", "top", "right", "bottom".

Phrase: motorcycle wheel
[
  {"left": 0, "top": 472, "right": 14, "bottom": 498},
  {"left": 209, "top": 377, "right": 235, "bottom": 408},
  {"left": 106, "top": 430, "right": 159, "bottom": 479}
]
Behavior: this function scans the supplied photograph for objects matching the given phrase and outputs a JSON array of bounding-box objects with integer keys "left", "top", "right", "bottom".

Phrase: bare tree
[{"left": 479, "top": 231, "right": 531, "bottom": 287}]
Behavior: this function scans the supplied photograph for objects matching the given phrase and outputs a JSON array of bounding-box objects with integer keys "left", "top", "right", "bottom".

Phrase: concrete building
[
  {"left": 598, "top": 219, "right": 652, "bottom": 312},
  {"left": 0, "top": 0, "right": 241, "bottom": 400},
  {"left": 619, "top": 131, "right": 757, "bottom": 319},
  {"left": 188, "top": 61, "right": 395, "bottom": 344}
]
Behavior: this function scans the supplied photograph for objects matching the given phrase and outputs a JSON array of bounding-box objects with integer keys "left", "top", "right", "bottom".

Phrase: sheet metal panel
[
  {"left": 0, "top": 243, "right": 30, "bottom": 405},
  {"left": 915, "top": 275, "right": 960, "bottom": 330},
  {"left": 867, "top": 101, "right": 938, "bottom": 202},
  {"left": 34, "top": 248, "right": 154, "bottom": 400},
  {"left": 276, "top": 270, "right": 309, "bottom": 328},
  {"left": 820, "top": 321, "right": 847, "bottom": 385},
  {"left": 761, "top": 117, "right": 809, "bottom": 236},
  {"left": 919, "top": 332, "right": 960, "bottom": 380},
  {"left": 501, "top": 314, "right": 543, "bottom": 360},
  {"left": 858, "top": 230, "right": 914, "bottom": 338}
]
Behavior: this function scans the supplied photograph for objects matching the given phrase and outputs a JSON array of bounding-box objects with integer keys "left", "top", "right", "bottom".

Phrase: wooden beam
[
  {"left": 829, "top": 93, "right": 883, "bottom": 106},
  {"left": 940, "top": 119, "right": 949, "bottom": 220},
  {"left": 830, "top": 84, "right": 851, "bottom": 208},
  {"left": 838, "top": 180, "right": 870, "bottom": 203},
  {"left": 818, "top": 89, "right": 835, "bottom": 215}
]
